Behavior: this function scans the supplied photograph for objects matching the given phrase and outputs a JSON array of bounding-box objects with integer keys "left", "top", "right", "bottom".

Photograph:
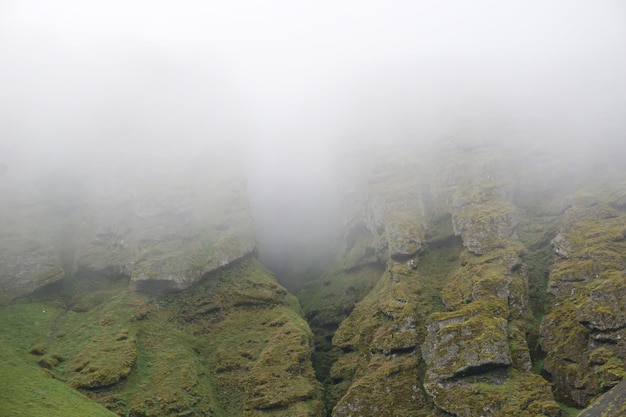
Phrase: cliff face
[
  {"left": 0, "top": 144, "right": 255, "bottom": 302},
  {"left": 0, "top": 144, "right": 323, "bottom": 417},
  {"left": 1, "top": 138, "right": 624, "bottom": 417},
  {"left": 299, "top": 139, "right": 626, "bottom": 416},
  {"left": 541, "top": 193, "right": 626, "bottom": 407}
]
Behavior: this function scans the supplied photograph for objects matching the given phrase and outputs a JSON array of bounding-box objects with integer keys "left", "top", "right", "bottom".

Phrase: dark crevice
[
  {"left": 390, "top": 251, "right": 421, "bottom": 263},
  {"left": 452, "top": 363, "right": 510, "bottom": 379}
]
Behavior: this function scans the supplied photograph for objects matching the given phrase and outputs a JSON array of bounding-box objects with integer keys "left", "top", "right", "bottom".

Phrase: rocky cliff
[
  {"left": 1, "top": 137, "right": 625, "bottom": 417},
  {"left": 298, "top": 138, "right": 625, "bottom": 416},
  {"left": 0, "top": 144, "right": 323, "bottom": 416},
  {"left": 0, "top": 144, "right": 255, "bottom": 301}
]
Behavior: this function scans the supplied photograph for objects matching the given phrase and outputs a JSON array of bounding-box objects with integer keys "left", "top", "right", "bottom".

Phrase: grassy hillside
[{"left": 0, "top": 258, "right": 323, "bottom": 417}]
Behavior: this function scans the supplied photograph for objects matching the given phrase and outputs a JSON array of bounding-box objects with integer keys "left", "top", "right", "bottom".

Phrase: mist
[{"left": 2, "top": 1, "right": 626, "bottom": 286}]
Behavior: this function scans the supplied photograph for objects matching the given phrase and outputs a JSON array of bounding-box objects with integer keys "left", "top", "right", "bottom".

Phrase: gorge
[
  {"left": 1, "top": 2, "right": 625, "bottom": 416},
  {"left": 1, "top": 136, "right": 625, "bottom": 417}
]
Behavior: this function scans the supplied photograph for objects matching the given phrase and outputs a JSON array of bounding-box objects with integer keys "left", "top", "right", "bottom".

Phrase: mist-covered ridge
[{"left": 2, "top": 2, "right": 626, "bottom": 417}]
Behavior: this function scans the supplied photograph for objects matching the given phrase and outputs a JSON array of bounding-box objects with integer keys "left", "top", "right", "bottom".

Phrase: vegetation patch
[{"left": 0, "top": 258, "right": 323, "bottom": 417}]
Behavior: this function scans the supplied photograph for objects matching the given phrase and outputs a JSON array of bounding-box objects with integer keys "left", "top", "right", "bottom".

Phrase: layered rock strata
[{"left": 300, "top": 139, "right": 625, "bottom": 416}]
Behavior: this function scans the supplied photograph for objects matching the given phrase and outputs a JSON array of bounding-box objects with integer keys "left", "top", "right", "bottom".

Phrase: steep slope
[
  {"left": 578, "top": 378, "right": 626, "bottom": 417},
  {"left": 540, "top": 186, "right": 626, "bottom": 407},
  {"left": 298, "top": 138, "right": 626, "bottom": 416},
  {"left": 0, "top": 144, "right": 254, "bottom": 302},
  {"left": 0, "top": 258, "right": 323, "bottom": 417},
  {"left": 1, "top": 136, "right": 624, "bottom": 417},
  {"left": 0, "top": 143, "right": 324, "bottom": 416},
  {"left": 0, "top": 314, "right": 118, "bottom": 417}
]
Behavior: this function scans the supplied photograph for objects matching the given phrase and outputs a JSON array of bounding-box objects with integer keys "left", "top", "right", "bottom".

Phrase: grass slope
[
  {"left": 0, "top": 258, "right": 323, "bottom": 417},
  {"left": 0, "top": 302, "right": 117, "bottom": 416}
]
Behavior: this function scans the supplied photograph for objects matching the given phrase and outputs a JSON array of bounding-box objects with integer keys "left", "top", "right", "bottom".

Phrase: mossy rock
[
  {"left": 423, "top": 309, "right": 512, "bottom": 383},
  {"left": 578, "top": 377, "right": 626, "bottom": 417},
  {"left": 577, "top": 272, "right": 626, "bottom": 332},
  {"left": 540, "top": 197, "right": 626, "bottom": 407},
  {"left": 297, "top": 263, "right": 383, "bottom": 391},
  {"left": 244, "top": 320, "right": 323, "bottom": 413},
  {"left": 0, "top": 258, "right": 324, "bottom": 417},
  {"left": 299, "top": 266, "right": 383, "bottom": 329},
  {"left": 68, "top": 332, "right": 137, "bottom": 389},
  {"left": 426, "top": 369, "right": 560, "bottom": 417},
  {"left": 452, "top": 200, "right": 520, "bottom": 255},
  {"left": 332, "top": 270, "right": 421, "bottom": 354},
  {"left": 440, "top": 248, "right": 527, "bottom": 319},
  {"left": 331, "top": 353, "right": 430, "bottom": 417}
]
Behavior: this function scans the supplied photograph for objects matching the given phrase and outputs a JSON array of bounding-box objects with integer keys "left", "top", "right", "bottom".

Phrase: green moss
[
  {"left": 0, "top": 341, "right": 117, "bottom": 417},
  {"left": 517, "top": 217, "right": 558, "bottom": 364},
  {"left": 310, "top": 229, "right": 464, "bottom": 414},
  {"left": 244, "top": 321, "right": 321, "bottom": 412},
  {"left": 431, "top": 296, "right": 509, "bottom": 323},
  {"left": 299, "top": 265, "right": 383, "bottom": 329},
  {"left": 507, "top": 320, "right": 532, "bottom": 371},
  {"left": 559, "top": 403, "right": 581, "bottom": 417},
  {"left": 540, "top": 197, "right": 626, "bottom": 407},
  {"left": 332, "top": 353, "right": 430, "bottom": 417},
  {"left": 297, "top": 263, "right": 383, "bottom": 400},
  {"left": 414, "top": 235, "right": 465, "bottom": 311},
  {"left": 0, "top": 258, "right": 323, "bottom": 417},
  {"left": 0, "top": 302, "right": 118, "bottom": 416},
  {"left": 577, "top": 378, "right": 626, "bottom": 417},
  {"left": 427, "top": 368, "right": 560, "bottom": 417},
  {"left": 331, "top": 269, "right": 422, "bottom": 354}
]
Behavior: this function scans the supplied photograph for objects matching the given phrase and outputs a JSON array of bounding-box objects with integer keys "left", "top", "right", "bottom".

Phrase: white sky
[{"left": 1, "top": 1, "right": 625, "bottom": 165}]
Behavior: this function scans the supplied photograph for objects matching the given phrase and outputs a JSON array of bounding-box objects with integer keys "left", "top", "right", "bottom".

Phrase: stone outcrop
[
  {"left": 578, "top": 378, "right": 626, "bottom": 417},
  {"left": 540, "top": 196, "right": 626, "bottom": 407},
  {"left": 299, "top": 138, "right": 624, "bottom": 416},
  {"left": 418, "top": 145, "right": 559, "bottom": 416}
]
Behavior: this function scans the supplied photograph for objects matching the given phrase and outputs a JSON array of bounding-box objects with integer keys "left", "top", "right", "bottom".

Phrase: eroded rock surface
[
  {"left": 540, "top": 198, "right": 626, "bottom": 407},
  {"left": 298, "top": 139, "right": 625, "bottom": 416}
]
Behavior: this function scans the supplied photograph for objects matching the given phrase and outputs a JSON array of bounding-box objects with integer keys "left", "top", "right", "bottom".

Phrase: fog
[{"left": 2, "top": 1, "right": 626, "bottom": 283}]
